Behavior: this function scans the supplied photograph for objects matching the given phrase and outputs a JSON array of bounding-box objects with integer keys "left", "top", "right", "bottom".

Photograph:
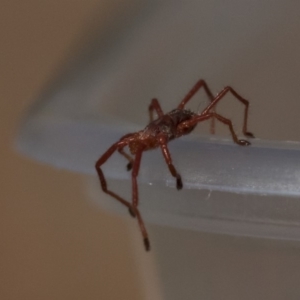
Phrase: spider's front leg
[
  {"left": 95, "top": 139, "right": 134, "bottom": 211},
  {"left": 131, "top": 146, "right": 150, "bottom": 251},
  {"left": 178, "top": 79, "right": 214, "bottom": 109},
  {"left": 149, "top": 98, "right": 164, "bottom": 122},
  {"left": 202, "top": 86, "right": 255, "bottom": 138},
  {"left": 158, "top": 135, "right": 183, "bottom": 190},
  {"left": 177, "top": 79, "right": 216, "bottom": 134},
  {"left": 180, "top": 112, "right": 251, "bottom": 146},
  {"left": 96, "top": 137, "right": 150, "bottom": 251}
]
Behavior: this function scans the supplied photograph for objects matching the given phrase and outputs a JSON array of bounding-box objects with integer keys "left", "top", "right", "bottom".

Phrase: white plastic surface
[{"left": 17, "top": 1, "right": 300, "bottom": 240}]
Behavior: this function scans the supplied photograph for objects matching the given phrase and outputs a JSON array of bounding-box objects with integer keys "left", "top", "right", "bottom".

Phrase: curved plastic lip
[{"left": 16, "top": 114, "right": 300, "bottom": 197}]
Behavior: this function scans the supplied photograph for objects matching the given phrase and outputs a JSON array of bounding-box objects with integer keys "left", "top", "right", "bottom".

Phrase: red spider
[{"left": 95, "top": 79, "right": 254, "bottom": 251}]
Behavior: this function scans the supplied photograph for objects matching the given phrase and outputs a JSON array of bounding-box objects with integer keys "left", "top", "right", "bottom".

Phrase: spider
[{"left": 95, "top": 79, "right": 254, "bottom": 251}]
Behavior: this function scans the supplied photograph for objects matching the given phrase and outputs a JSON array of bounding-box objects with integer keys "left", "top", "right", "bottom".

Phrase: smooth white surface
[{"left": 17, "top": 1, "right": 300, "bottom": 240}]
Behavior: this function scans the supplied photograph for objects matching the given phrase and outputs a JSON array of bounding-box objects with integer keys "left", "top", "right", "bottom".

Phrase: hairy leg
[
  {"left": 177, "top": 79, "right": 216, "bottom": 133},
  {"left": 96, "top": 138, "right": 150, "bottom": 251},
  {"left": 149, "top": 98, "right": 164, "bottom": 122},
  {"left": 158, "top": 135, "right": 183, "bottom": 190},
  {"left": 95, "top": 139, "right": 133, "bottom": 210},
  {"left": 118, "top": 148, "right": 134, "bottom": 171},
  {"left": 130, "top": 148, "right": 150, "bottom": 251},
  {"left": 201, "top": 86, "right": 254, "bottom": 138},
  {"left": 179, "top": 112, "right": 251, "bottom": 146}
]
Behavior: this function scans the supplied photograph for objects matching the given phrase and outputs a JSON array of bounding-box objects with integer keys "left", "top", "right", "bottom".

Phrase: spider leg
[
  {"left": 149, "top": 98, "right": 164, "bottom": 122},
  {"left": 179, "top": 112, "right": 251, "bottom": 146},
  {"left": 95, "top": 139, "right": 133, "bottom": 211},
  {"left": 158, "top": 135, "right": 183, "bottom": 190},
  {"left": 115, "top": 133, "right": 134, "bottom": 170},
  {"left": 178, "top": 79, "right": 214, "bottom": 109},
  {"left": 118, "top": 148, "right": 134, "bottom": 171},
  {"left": 177, "top": 79, "right": 216, "bottom": 134},
  {"left": 130, "top": 147, "right": 150, "bottom": 251},
  {"left": 96, "top": 138, "right": 150, "bottom": 251},
  {"left": 201, "top": 86, "right": 255, "bottom": 138}
]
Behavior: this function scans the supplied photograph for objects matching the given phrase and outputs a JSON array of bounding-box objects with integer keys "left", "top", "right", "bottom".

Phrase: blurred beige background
[{"left": 0, "top": 1, "right": 150, "bottom": 299}]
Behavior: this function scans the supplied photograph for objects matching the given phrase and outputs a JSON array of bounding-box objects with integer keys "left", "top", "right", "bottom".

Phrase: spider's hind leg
[{"left": 202, "top": 86, "right": 255, "bottom": 138}]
